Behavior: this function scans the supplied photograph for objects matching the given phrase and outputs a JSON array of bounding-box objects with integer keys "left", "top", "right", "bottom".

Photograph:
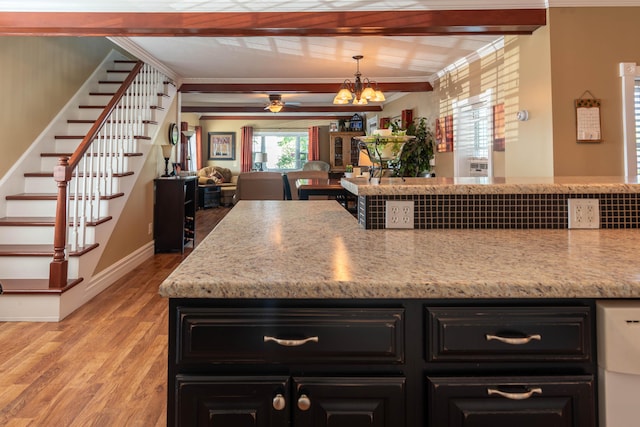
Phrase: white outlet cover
[
  {"left": 385, "top": 200, "right": 414, "bottom": 229},
  {"left": 568, "top": 199, "right": 600, "bottom": 229}
]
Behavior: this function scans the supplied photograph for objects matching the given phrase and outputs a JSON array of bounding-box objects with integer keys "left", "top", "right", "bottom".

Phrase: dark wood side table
[
  {"left": 154, "top": 176, "right": 196, "bottom": 253},
  {"left": 198, "top": 184, "right": 221, "bottom": 209}
]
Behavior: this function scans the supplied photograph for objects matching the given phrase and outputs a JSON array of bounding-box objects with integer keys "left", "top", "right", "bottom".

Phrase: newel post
[{"left": 49, "top": 156, "right": 71, "bottom": 288}]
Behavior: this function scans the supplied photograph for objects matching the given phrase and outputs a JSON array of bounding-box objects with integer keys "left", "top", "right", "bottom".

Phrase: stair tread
[
  {"left": 53, "top": 135, "right": 151, "bottom": 140},
  {"left": 67, "top": 119, "right": 158, "bottom": 124},
  {"left": 40, "top": 152, "right": 143, "bottom": 157},
  {"left": 0, "top": 216, "right": 112, "bottom": 226},
  {"left": 0, "top": 243, "right": 98, "bottom": 256},
  {"left": 0, "top": 278, "right": 83, "bottom": 294},
  {"left": 24, "top": 171, "right": 134, "bottom": 178},
  {"left": 6, "top": 192, "right": 125, "bottom": 200}
]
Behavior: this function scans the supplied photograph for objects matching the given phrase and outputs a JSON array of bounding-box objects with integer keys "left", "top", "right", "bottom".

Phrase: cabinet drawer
[
  {"left": 426, "top": 306, "right": 592, "bottom": 362},
  {"left": 427, "top": 375, "right": 595, "bottom": 427},
  {"left": 177, "top": 307, "right": 404, "bottom": 364}
]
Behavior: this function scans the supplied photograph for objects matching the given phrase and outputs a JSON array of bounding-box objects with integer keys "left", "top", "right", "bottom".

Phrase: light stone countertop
[
  {"left": 159, "top": 200, "right": 640, "bottom": 300},
  {"left": 341, "top": 176, "right": 640, "bottom": 196}
]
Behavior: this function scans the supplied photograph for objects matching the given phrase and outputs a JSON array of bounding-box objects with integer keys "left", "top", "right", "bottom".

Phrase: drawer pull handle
[
  {"left": 485, "top": 334, "right": 541, "bottom": 345},
  {"left": 487, "top": 387, "right": 542, "bottom": 400},
  {"left": 264, "top": 335, "right": 319, "bottom": 347},
  {"left": 272, "top": 393, "right": 286, "bottom": 411},
  {"left": 298, "top": 394, "right": 311, "bottom": 411}
]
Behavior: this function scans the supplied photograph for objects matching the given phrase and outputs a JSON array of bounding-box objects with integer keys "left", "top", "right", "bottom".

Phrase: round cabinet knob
[
  {"left": 297, "top": 394, "right": 311, "bottom": 411},
  {"left": 272, "top": 393, "right": 286, "bottom": 411}
]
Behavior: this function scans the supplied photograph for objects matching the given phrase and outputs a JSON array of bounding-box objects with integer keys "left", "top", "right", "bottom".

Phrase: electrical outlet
[
  {"left": 148, "top": 222, "right": 153, "bottom": 235},
  {"left": 568, "top": 199, "right": 600, "bottom": 229},
  {"left": 385, "top": 200, "right": 414, "bottom": 229}
]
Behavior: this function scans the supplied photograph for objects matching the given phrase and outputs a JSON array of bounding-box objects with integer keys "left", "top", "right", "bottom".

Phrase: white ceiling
[
  {"left": 5, "top": 0, "right": 629, "bottom": 115},
  {"left": 119, "top": 34, "right": 502, "bottom": 112}
]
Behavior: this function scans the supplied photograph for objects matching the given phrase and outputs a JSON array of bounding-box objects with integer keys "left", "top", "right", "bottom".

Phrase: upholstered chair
[
  {"left": 302, "top": 161, "right": 331, "bottom": 172},
  {"left": 233, "top": 172, "right": 284, "bottom": 204}
]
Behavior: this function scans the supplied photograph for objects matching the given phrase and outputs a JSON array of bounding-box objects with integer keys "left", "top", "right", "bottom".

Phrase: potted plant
[
  {"left": 392, "top": 117, "right": 435, "bottom": 177},
  {"left": 344, "top": 164, "right": 354, "bottom": 178}
]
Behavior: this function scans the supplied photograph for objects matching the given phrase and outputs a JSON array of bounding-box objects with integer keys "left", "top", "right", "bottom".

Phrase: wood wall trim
[
  {"left": 199, "top": 115, "right": 355, "bottom": 121},
  {"left": 0, "top": 10, "right": 545, "bottom": 37},
  {"left": 179, "top": 82, "right": 433, "bottom": 94},
  {"left": 183, "top": 106, "right": 384, "bottom": 113}
]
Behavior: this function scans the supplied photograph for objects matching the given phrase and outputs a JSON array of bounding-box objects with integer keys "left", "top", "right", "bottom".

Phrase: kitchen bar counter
[
  {"left": 159, "top": 200, "right": 640, "bottom": 300},
  {"left": 341, "top": 175, "right": 640, "bottom": 196}
]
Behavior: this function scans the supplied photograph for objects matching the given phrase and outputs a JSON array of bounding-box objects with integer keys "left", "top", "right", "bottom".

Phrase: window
[
  {"left": 453, "top": 90, "right": 493, "bottom": 177},
  {"left": 619, "top": 62, "right": 640, "bottom": 175},
  {"left": 252, "top": 132, "right": 309, "bottom": 171}
]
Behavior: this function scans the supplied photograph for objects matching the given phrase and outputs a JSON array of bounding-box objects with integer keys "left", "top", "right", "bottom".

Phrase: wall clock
[{"left": 168, "top": 123, "right": 179, "bottom": 145}]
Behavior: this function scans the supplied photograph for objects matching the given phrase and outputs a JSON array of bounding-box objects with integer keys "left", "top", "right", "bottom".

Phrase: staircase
[{"left": 0, "top": 51, "right": 176, "bottom": 321}]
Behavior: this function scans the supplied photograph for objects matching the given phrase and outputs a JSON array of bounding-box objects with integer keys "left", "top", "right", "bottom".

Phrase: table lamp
[
  {"left": 161, "top": 145, "right": 172, "bottom": 177},
  {"left": 255, "top": 152, "right": 268, "bottom": 171}
]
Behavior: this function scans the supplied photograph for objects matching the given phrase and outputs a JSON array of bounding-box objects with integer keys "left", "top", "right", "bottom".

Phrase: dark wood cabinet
[
  {"left": 167, "top": 299, "right": 597, "bottom": 427},
  {"left": 154, "top": 176, "right": 196, "bottom": 253}
]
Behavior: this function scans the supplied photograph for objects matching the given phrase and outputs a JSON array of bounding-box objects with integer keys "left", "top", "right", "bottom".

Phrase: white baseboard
[
  {"left": 83, "top": 241, "right": 155, "bottom": 302},
  {"left": 0, "top": 242, "right": 155, "bottom": 322}
]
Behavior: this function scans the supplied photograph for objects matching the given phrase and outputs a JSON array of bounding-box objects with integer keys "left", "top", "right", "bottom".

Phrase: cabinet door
[
  {"left": 175, "top": 376, "right": 289, "bottom": 427},
  {"left": 293, "top": 377, "right": 405, "bottom": 427},
  {"left": 427, "top": 375, "right": 595, "bottom": 427}
]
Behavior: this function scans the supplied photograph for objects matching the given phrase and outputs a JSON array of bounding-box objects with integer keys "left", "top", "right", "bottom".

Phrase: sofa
[{"left": 197, "top": 166, "right": 237, "bottom": 206}]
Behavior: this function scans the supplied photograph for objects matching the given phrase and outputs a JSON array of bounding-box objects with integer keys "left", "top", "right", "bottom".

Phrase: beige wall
[
  {"left": 0, "top": 37, "right": 119, "bottom": 179},
  {"left": 504, "top": 22, "right": 555, "bottom": 177},
  {"left": 548, "top": 7, "right": 640, "bottom": 176}
]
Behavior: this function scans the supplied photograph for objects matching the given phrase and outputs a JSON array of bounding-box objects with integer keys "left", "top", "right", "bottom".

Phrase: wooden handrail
[
  {"left": 68, "top": 61, "right": 144, "bottom": 170},
  {"left": 49, "top": 60, "right": 144, "bottom": 288}
]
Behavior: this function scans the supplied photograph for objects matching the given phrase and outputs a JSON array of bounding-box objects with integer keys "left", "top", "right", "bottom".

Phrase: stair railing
[{"left": 50, "top": 61, "right": 168, "bottom": 288}]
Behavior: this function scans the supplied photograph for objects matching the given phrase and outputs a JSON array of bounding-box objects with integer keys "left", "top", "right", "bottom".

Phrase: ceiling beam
[
  {"left": 0, "top": 10, "right": 545, "bottom": 37},
  {"left": 200, "top": 115, "right": 355, "bottom": 121},
  {"left": 179, "top": 82, "right": 433, "bottom": 94},
  {"left": 183, "top": 106, "right": 384, "bottom": 113}
]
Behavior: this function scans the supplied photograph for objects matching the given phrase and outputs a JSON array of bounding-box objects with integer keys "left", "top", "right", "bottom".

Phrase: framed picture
[
  {"left": 208, "top": 132, "right": 236, "bottom": 160},
  {"left": 329, "top": 122, "right": 338, "bottom": 132}
]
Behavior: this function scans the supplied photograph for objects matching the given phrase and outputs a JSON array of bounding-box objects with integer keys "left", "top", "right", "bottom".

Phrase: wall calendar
[{"left": 575, "top": 91, "right": 602, "bottom": 143}]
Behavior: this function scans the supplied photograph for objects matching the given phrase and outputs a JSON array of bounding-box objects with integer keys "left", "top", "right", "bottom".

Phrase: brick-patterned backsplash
[{"left": 358, "top": 193, "right": 640, "bottom": 229}]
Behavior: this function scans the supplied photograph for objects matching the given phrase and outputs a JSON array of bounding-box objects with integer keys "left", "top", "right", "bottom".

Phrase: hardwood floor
[{"left": 0, "top": 206, "right": 232, "bottom": 426}]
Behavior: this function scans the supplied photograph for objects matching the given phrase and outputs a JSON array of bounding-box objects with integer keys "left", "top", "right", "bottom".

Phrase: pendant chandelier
[{"left": 333, "top": 55, "right": 385, "bottom": 105}]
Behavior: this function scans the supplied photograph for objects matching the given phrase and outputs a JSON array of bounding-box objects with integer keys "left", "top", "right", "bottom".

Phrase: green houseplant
[{"left": 392, "top": 117, "right": 435, "bottom": 177}]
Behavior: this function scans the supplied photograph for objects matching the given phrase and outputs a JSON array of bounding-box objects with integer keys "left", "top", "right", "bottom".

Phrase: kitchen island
[{"left": 160, "top": 200, "right": 640, "bottom": 427}]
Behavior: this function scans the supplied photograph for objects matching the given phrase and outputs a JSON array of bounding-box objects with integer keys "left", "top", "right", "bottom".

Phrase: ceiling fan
[{"left": 264, "top": 94, "right": 288, "bottom": 113}]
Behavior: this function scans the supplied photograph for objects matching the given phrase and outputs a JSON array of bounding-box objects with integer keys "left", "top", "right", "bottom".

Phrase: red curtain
[
  {"left": 308, "top": 126, "right": 320, "bottom": 161},
  {"left": 240, "top": 126, "right": 254, "bottom": 172},
  {"left": 195, "top": 125, "right": 203, "bottom": 169}
]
